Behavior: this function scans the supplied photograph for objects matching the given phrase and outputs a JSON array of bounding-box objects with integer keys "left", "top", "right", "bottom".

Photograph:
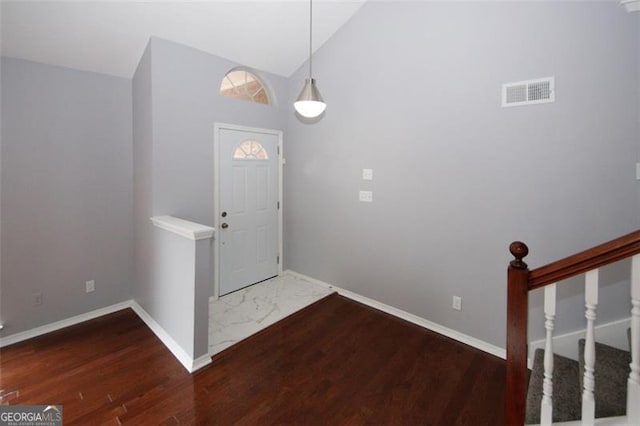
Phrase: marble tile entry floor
[{"left": 209, "top": 274, "right": 334, "bottom": 356}]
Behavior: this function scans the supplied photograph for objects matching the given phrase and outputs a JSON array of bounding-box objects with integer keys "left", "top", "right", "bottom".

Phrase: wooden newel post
[{"left": 506, "top": 241, "right": 530, "bottom": 426}]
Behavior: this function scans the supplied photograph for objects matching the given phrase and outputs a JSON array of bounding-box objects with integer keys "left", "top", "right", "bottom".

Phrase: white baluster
[
  {"left": 541, "top": 283, "right": 557, "bottom": 426},
  {"left": 628, "top": 255, "right": 640, "bottom": 425},
  {"left": 582, "top": 269, "right": 598, "bottom": 425}
]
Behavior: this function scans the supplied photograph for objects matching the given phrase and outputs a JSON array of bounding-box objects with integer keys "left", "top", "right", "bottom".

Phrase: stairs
[{"left": 525, "top": 333, "right": 631, "bottom": 424}]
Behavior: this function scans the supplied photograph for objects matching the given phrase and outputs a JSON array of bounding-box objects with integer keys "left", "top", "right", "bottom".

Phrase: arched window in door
[{"left": 233, "top": 140, "right": 269, "bottom": 160}]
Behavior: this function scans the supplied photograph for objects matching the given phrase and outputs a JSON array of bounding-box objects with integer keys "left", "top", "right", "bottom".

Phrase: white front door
[{"left": 217, "top": 126, "right": 280, "bottom": 296}]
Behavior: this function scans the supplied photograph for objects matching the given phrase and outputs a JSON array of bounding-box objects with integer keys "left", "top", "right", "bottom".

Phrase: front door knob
[{"left": 221, "top": 223, "right": 229, "bottom": 229}]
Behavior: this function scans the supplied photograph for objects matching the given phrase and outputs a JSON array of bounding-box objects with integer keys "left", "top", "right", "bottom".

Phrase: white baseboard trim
[
  {"left": 0, "top": 299, "right": 212, "bottom": 374},
  {"left": 284, "top": 270, "right": 506, "bottom": 359},
  {"left": 0, "top": 300, "right": 134, "bottom": 348},
  {"left": 532, "top": 415, "right": 627, "bottom": 426},
  {"left": 528, "top": 317, "right": 631, "bottom": 367},
  {"left": 192, "top": 353, "right": 214, "bottom": 372},
  {"left": 130, "top": 301, "right": 211, "bottom": 373}
]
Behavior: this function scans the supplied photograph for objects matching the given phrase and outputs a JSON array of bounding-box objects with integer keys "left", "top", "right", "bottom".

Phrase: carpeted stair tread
[
  {"left": 578, "top": 339, "right": 630, "bottom": 418},
  {"left": 525, "top": 348, "right": 582, "bottom": 424}
]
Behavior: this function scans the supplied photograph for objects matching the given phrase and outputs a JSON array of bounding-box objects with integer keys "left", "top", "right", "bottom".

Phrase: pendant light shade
[
  {"left": 294, "top": 0, "right": 326, "bottom": 118},
  {"left": 294, "top": 78, "right": 326, "bottom": 118}
]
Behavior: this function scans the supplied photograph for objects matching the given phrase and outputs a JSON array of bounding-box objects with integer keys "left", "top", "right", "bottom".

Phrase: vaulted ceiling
[{"left": 0, "top": 1, "right": 366, "bottom": 79}]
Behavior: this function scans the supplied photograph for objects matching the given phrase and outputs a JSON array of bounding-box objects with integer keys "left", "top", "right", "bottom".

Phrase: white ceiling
[{"left": 0, "top": 0, "right": 366, "bottom": 79}]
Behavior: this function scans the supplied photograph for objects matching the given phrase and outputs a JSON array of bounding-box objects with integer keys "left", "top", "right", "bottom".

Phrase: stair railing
[{"left": 505, "top": 230, "right": 640, "bottom": 426}]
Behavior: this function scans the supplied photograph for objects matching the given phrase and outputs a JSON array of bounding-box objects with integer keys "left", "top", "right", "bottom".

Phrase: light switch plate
[
  {"left": 359, "top": 191, "right": 373, "bottom": 202},
  {"left": 636, "top": 162, "right": 640, "bottom": 180},
  {"left": 362, "top": 168, "right": 373, "bottom": 181}
]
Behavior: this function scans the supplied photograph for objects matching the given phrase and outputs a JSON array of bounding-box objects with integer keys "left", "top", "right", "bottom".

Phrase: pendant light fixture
[{"left": 294, "top": 0, "right": 326, "bottom": 118}]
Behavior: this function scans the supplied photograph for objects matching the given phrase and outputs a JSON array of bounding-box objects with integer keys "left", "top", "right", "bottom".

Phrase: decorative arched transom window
[
  {"left": 220, "top": 70, "right": 270, "bottom": 105},
  {"left": 233, "top": 140, "right": 269, "bottom": 160}
]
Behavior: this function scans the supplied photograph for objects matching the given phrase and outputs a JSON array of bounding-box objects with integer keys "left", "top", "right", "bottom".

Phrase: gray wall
[
  {"left": 132, "top": 41, "right": 154, "bottom": 337},
  {"left": 150, "top": 37, "right": 288, "bottom": 224},
  {"left": 284, "top": 1, "right": 640, "bottom": 348},
  {"left": 638, "top": 13, "right": 640, "bottom": 220},
  {"left": 132, "top": 37, "right": 288, "bottom": 357},
  {"left": 0, "top": 57, "right": 133, "bottom": 335},
  {"left": 132, "top": 40, "right": 153, "bottom": 326},
  {"left": 2, "top": 1, "right": 638, "bottom": 354},
  {"left": 0, "top": 24, "right": 3, "bottom": 325}
]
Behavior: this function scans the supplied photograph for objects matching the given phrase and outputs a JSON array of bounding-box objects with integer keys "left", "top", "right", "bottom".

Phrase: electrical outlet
[
  {"left": 359, "top": 190, "right": 373, "bottom": 202},
  {"left": 86, "top": 280, "right": 95, "bottom": 293},
  {"left": 33, "top": 292, "right": 43, "bottom": 307},
  {"left": 452, "top": 296, "right": 462, "bottom": 311},
  {"left": 362, "top": 168, "right": 373, "bottom": 181}
]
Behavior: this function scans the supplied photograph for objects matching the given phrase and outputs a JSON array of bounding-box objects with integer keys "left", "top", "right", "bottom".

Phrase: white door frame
[{"left": 213, "top": 123, "right": 283, "bottom": 299}]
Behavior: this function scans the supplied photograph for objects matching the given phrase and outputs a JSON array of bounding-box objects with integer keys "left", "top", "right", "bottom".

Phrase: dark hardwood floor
[{"left": 0, "top": 294, "right": 505, "bottom": 425}]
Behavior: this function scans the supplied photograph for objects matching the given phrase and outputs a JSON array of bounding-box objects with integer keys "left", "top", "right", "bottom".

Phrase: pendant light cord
[{"left": 309, "top": 0, "right": 313, "bottom": 79}]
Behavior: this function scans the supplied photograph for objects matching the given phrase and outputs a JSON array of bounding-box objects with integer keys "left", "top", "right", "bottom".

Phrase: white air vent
[{"left": 502, "top": 77, "right": 555, "bottom": 107}]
